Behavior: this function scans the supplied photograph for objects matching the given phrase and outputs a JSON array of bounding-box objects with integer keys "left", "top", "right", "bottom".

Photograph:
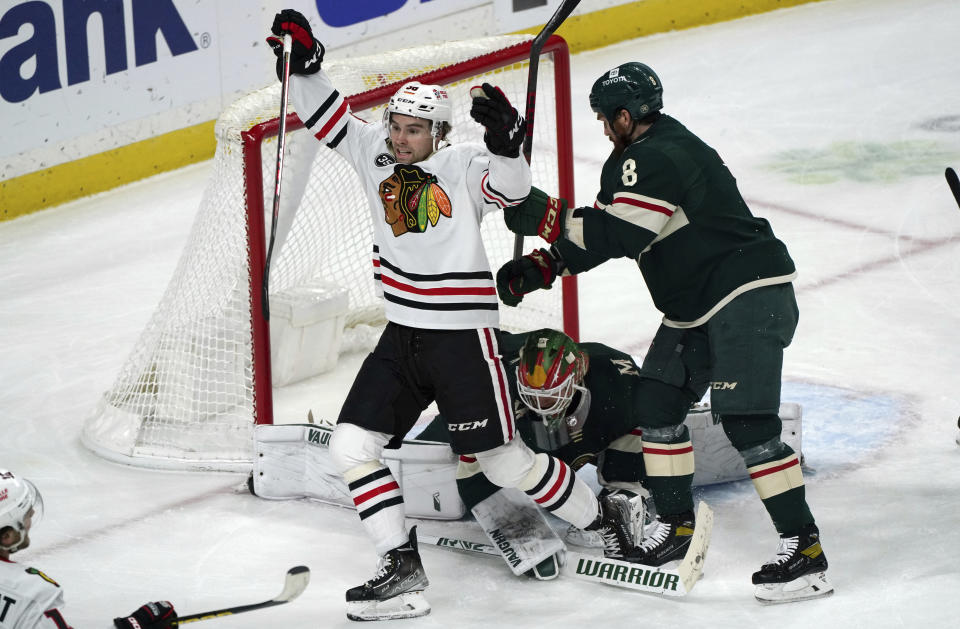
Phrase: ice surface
[{"left": 2, "top": 0, "right": 959, "bottom": 626}]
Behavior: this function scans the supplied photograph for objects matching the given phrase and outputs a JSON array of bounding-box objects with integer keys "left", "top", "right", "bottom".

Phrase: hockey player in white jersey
[
  {"left": 0, "top": 470, "right": 176, "bottom": 629},
  {"left": 267, "top": 9, "right": 636, "bottom": 621}
]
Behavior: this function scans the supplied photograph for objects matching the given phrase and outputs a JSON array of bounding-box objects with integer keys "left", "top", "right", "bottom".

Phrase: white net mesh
[{"left": 82, "top": 35, "right": 574, "bottom": 471}]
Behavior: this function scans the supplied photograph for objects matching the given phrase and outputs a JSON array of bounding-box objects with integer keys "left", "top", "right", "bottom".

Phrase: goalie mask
[
  {"left": 0, "top": 470, "right": 44, "bottom": 553},
  {"left": 589, "top": 62, "right": 663, "bottom": 122},
  {"left": 516, "top": 329, "right": 589, "bottom": 424},
  {"left": 384, "top": 81, "right": 452, "bottom": 143}
]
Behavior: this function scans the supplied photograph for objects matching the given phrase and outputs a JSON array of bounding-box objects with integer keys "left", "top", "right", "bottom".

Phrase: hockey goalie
[{"left": 251, "top": 329, "right": 804, "bottom": 589}]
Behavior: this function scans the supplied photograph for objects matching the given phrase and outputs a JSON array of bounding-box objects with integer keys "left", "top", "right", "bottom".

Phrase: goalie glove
[
  {"left": 470, "top": 83, "right": 524, "bottom": 158},
  {"left": 113, "top": 601, "right": 177, "bottom": 629},
  {"left": 496, "top": 248, "right": 563, "bottom": 307},
  {"left": 267, "top": 9, "right": 325, "bottom": 80}
]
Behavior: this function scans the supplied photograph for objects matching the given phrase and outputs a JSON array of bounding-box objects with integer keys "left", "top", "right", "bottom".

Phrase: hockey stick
[
  {"left": 946, "top": 167, "right": 960, "bottom": 210},
  {"left": 261, "top": 32, "right": 293, "bottom": 321},
  {"left": 420, "top": 500, "right": 714, "bottom": 597},
  {"left": 420, "top": 533, "right": 501, "bottom": 558},
  {"left": 175, "top": 565, "right": 310, "bottom": 624},
  {"left": 513, "top": 0, "right": 582, "bottom": 260}
]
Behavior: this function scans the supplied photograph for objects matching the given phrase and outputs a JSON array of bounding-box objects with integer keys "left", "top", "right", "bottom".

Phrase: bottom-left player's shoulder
[{"left": 0, "top": 560, "right": 66, "bottom": 624}]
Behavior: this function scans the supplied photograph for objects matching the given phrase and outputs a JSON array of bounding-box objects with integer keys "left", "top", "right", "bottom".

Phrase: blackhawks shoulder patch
[{"left": 26, "top": 567, "right": 60, "bottom": 587}]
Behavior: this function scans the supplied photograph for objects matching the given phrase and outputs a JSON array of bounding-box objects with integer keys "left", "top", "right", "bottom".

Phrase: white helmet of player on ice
[
  {"left": 0, "top": 469, "right": 44, "bottom": 553},
  {"left": 384, "top": 81, "right": 452, "bottom": 143}
]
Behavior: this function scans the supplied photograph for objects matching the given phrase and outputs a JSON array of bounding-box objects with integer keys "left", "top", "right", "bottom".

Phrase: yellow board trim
[
  {"left": 2, "top": 0, "right": 822, "bottom": 221},
  {"left": 1, "top": 120, "right": 215, "bottom": 221}
]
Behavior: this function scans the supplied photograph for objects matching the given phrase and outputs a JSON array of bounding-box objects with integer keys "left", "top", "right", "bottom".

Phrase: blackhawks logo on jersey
[{"left": 378, "top": 164, "right": 451, "bottom": 237}]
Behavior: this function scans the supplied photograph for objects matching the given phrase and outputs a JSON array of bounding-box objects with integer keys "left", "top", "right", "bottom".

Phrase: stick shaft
[
  {"left": 513, "top": 0, "right": 582, "bottom": 259},
  {"left": 262, "top": 33, "right": 294, "bottom": 321}
]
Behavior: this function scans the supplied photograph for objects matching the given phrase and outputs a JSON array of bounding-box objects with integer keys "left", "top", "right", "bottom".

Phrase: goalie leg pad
[{"left": 252, "top": 424, "right": 464, "bottom": 519}]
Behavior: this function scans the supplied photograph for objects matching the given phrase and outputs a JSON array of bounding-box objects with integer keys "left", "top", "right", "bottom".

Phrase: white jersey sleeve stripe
[
  {"left": 312, "top": 99, "right": 349, "bottom": 143},
  {"left": 481, "top": 171, "right": 525, "bottom": 209}
]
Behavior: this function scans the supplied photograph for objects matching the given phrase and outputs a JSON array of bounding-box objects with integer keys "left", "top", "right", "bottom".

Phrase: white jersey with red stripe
[
  {"left": 288, "top": 70, "right": 532, "bottom": 330},
  {"left": 0, "top": 559, "right": 71, "bottom": 629}
]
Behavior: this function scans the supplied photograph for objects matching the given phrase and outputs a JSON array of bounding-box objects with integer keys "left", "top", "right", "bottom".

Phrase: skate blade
[
  {"left": 346, "top": 591, "right": 431, "bottom": 621},
  {"left": 755, "top": 571, "right": 834, "bottom": 604}
]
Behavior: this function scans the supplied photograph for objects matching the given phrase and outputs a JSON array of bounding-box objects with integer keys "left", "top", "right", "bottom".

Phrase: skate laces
[
  {"left": 638, "top": 517, "right": 672, "bottom": 552},
  {"left": 598, "top": 524, "right": 623, "bottom": 555},
  {"left": 598, "top": 495, "right": 633, "bottom": 555},
  {"left": 367, "top": 552, "right": 396, "bottom": 584},
  {"left": 765, "top": 534, "right": 800, "bottom": 566}
]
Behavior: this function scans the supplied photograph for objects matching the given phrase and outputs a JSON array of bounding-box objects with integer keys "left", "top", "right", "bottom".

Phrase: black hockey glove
[
  {"left": 496, "top": 248, "right": 563, "bottom": 307},
  {"left": 470, "top": 83, "right": 524, "bottom": 158},
  {"left": 267, "top": 9, "right": 325, "bottom": 80},
  {"left": 113, "top": 601, "right": 177, "bottom": 629}
]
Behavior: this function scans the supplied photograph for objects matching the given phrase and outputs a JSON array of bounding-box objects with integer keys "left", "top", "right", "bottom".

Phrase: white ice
[{"left": 2, "top": 0, "right": 960, "bottom": 626}]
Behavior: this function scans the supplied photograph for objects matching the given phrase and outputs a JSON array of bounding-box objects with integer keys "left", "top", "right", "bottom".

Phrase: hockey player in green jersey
[{"left": 495, "top": 62, "right": 832, "bottom": 603}]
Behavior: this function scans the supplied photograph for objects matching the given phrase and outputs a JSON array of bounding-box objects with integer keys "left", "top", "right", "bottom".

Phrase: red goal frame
[{"left": 240, "top": 35, "right": 578, "bottom": 426}]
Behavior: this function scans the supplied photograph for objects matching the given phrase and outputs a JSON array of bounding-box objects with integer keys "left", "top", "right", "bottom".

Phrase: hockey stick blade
[
  {"left": 946, "top": 167, "right": 960, "bottom": 210},
  {"left": 563, "top": 501, "right": 713, "bottom": 597},
  {"left": 420, "top": 501, "right": 714, "bottom": 598},
  {"left": 175, "top": 565, "right": 310, "bottom": 625}
]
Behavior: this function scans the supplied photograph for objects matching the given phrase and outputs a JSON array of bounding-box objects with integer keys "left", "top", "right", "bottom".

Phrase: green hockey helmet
[
  {"left": 589, "top": 62, "right": 663, "bottom": 122},
  {"left": 516, "top": 329, "right": 589, "bottom": 422}
]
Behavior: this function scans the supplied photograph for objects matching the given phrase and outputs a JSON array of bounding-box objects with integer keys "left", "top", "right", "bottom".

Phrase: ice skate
[
  {"left": 624, "top": 509, "right": 695, "bottom": 566},
  {"left": 345, "top": 527, "right": 431, "bottom": 621},
  {"left": 566, "top": 489, "right": 649, "bottom": 549},
  {"left": 584, "top": 492, "right": 636, "bottom": 559},
  {"left": 753, "top": 523, "right": 833, "bottom": 604}
]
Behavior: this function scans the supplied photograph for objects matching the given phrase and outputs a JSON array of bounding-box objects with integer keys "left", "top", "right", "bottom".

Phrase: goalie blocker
[{"left": 250, "top": 402, "right": 803, "bottom": 517}]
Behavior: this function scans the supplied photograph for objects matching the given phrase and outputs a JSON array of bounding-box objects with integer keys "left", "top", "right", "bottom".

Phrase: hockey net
[{"left": 82, "top": 35, "right": 577, "bottom": 471}]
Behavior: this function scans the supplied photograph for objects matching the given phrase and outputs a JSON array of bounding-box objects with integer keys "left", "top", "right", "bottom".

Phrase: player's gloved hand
[
  {"left": 470, "top": 83, "right": 524, "bottom": 158},
  {"left": 496, "top": 248, "right": 562, "bottom": 307},
  {"left": 510, "top": 186, "right": 570, "bottom": 243},
  {"left": 267, "top": 9, "right": 325, "bottom": 80},
  {"left": 113, "top": 601, "right": 177, "bottom": 629}
]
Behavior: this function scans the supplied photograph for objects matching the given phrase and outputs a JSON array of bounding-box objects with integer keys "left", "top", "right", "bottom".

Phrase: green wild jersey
[{"left": 558, "top": 114, "right": 797, "bottom": 327}]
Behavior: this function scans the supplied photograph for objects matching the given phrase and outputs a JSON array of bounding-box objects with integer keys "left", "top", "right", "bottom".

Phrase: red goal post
[{"left": 82, "top": 34, "right": 578, "bottom": 471}]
